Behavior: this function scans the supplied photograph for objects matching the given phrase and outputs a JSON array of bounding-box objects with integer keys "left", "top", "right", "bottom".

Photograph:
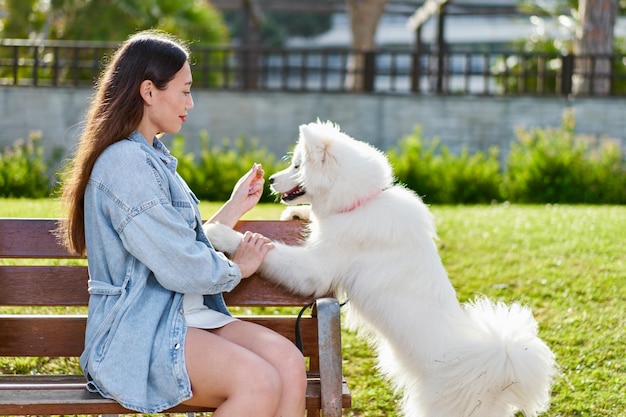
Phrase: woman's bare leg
[
  {"left": 183, "top": 326, "right": 282, "bottom": 416},
  {"left": 183, "top": 321, "right": 307, "bottom": 417},
  {"left": 214, "top": 320, "right": 307, "bottom": 416}
]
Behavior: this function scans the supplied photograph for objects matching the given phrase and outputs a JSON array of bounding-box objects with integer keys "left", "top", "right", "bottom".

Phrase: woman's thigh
[
  {"left": 183, "top": 325, "right": 283, "bottom": 408},
  {"left": 213, "top": 320, "right": 307, "bottom": 377}
]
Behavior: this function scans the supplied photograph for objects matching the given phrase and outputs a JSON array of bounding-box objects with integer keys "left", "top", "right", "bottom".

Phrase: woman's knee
[
  {"left": 275, "top": 341, "right": 308, "bottom": 394},
  {"left": 256, "top": 361, "right": 283, "bottom": 396},
  {"left": 206, "top": 358, "right": 282, "bottom": 416},
  {"left": 184, "top": 328, "right": 283, "bottom": 413}
]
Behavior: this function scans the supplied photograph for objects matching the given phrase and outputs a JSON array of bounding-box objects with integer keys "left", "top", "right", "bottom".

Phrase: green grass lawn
[{"left": 1, "top": 199, "right": 625, "bottom": 416}]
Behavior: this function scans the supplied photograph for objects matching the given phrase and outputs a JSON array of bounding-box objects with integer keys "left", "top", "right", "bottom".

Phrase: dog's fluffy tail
[{"left": 429, "top": 297, "right": 557, "bottom": 417}]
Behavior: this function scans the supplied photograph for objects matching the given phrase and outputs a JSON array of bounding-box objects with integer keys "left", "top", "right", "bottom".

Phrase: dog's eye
[{"left": 294, "top": 164, "right": 300, "bottom": 169}]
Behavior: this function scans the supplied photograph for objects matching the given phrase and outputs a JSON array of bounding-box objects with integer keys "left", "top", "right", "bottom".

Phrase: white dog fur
[{"left": 203, "top": 120, "right": 556, "bottom": 417}]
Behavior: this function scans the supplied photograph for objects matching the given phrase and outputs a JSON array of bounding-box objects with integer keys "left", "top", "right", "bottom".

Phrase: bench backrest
[{"left": 0, "top": 219, "right": 321, "bottom": 365}]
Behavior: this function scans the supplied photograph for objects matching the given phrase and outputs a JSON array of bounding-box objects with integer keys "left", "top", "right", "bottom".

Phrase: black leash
[
  {"left": 295, "top": 299, "right": 349, "bottom": 353},
  {"left": 295, "top": 301, "right": 314, "bottom": 353}
]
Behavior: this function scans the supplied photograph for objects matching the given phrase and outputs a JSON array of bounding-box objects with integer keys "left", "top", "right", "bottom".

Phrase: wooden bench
[{"left": 0, "top": 218, "right": 351, "bottom": 416}]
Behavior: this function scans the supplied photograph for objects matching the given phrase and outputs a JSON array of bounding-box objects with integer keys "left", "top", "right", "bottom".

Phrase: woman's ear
[{"left": 139, "top": 80, "right": 153, "bottom": 104}]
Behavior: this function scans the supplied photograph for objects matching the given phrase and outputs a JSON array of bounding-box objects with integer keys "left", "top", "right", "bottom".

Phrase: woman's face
[{"left": 139, "top": 61, "right": 194, "bottom": 141}]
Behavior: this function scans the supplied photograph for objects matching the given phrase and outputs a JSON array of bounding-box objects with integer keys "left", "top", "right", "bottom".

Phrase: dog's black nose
[{"left": 268, "top": 176, "right": 275, "bottom": 184}]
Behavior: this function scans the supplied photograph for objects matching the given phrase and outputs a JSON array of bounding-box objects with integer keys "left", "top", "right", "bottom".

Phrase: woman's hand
[
  {"left": 231, "top": 231, "right": 274, "bottom": 278},
  {"left": 230, "top": 163, "right": 265, "bottom": 214},
  {"left": 208, "top": 163, "right": 266, "bottom": 228}
]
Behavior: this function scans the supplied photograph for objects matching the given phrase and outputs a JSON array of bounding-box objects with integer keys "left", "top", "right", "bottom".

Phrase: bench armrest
[{"left": 315, "top": 298, "right": 343, "bottom": 417}]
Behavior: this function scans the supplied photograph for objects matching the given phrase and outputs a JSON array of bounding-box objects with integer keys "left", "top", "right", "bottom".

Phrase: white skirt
[{"left": 182, "top": 293, "right": 238, "bottom": 329}]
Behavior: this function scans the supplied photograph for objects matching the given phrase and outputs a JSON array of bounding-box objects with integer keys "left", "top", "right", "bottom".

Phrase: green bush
[
  {"left": 170, "top": 131, "right": 288, "bottom": 203},
  {"left": 0, "top": 132, "right": 52, "bottom": 198},
  {"left": 388, "top": 127, "right": 502, "bottom": 204},
  {"left": 502, "top": 110, "right": 626, "bottom": 204},
  {"left": 438, "top": 145, "right": 502, "bottom": 204}
]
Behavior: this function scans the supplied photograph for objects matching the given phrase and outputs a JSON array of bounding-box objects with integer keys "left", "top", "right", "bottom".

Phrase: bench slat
[
  {"left": 0, "top": 374, "right": 351, "bottom": 414},
  {"left": 0, "top": 219, "right": 307, "bottom": 258},
  {"left": 0, "top": 219, "right": 79, "bottom": 259},
  {"left": 0, "top": 315, "right": 320, "bottom": 357},
  {"left": 225, "top": 274, "right": 318, "bottom": 306},
  {"left": 0, "top": 266, "right": 88, "bottom": 306},
  {"left": 0, "top": 265, "right": 315, "bottom": 307}
]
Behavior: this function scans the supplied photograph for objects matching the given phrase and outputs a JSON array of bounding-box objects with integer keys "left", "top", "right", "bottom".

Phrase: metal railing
[{"left": 1, "top": 39, "right": 625, "bottom": 96}]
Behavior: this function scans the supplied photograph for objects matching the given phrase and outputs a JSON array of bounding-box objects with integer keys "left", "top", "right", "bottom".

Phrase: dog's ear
[{"left": 300, "top": 124, "right": 332, "bottom": 165}]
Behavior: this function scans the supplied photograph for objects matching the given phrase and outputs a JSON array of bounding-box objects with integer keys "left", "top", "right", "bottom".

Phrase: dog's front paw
[
  {"left": 280, "top": 205, "right": 311, "bottom": 221},
  {"left": 202, "top": 222, "right": 243, "bottom": 255}
]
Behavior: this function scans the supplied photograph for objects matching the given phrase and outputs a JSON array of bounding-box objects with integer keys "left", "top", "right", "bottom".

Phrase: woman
[{"left": 57, "top": 30, "right": 307, "bottom": 416}]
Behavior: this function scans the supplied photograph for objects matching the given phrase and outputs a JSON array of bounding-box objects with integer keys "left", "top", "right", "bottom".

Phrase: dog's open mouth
[{"left": 281, "top": 186, "right": 306, "bottom": 202}]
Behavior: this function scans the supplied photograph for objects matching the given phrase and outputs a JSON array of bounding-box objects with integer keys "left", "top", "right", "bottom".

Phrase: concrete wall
[{"left": 2, "top": 87, "right": 625, "bottom": 161}]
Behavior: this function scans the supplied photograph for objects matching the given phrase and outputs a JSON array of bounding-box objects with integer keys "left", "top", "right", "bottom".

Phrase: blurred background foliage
[
  {"left": 0, "top": 0, "right": 229, "bottom": 44},
  {"left": 3, "top": 111, "right": 625, "bottom": 204}
]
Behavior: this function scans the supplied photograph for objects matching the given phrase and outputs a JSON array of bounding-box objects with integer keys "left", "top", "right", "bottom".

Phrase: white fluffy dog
[{"left": 204, "top": 120, "right": 556, "bottom": 417}]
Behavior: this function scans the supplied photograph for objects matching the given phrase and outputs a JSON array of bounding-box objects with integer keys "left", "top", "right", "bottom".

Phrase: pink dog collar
[{"left": 341, "top": 189, "right": 383, "bottom": 213}]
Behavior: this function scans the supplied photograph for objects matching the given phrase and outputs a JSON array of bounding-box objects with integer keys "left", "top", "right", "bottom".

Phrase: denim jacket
[{"left": 80, "top": 130, "right": 242, "bottom": 413}]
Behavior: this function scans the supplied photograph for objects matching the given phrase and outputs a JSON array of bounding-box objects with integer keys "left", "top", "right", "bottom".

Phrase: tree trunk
[
  {"left": 573, "top": 0, "right": 618, "bottom": 95},
  {"left": 345, "top": 0, "right": 387, "bottom": 91}
]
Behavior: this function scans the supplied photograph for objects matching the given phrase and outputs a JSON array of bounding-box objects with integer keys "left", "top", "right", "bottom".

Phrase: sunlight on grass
[
  {"left": 0, "top": 197, "right": 285, "bottom": 220},
  {"left": 2, "top": 199, "right": 625, "bottom": 416},
  {"left": 0, "top": 198, "right": 63, "bottom": 217}
]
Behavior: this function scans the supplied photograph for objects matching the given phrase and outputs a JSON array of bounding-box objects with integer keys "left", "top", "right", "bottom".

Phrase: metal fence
[{"left": 1, "top": 39, "right": 625, "bottom": 96}]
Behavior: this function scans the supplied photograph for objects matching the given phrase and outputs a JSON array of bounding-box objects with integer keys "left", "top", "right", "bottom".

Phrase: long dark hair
[{"left": 58, "top": 30, "right": 190, "bottom": 255}]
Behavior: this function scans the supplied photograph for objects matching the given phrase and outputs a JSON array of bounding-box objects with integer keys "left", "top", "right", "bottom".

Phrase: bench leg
[{"left": 316, "top": 298, "right": 343, "bottom": 417}]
